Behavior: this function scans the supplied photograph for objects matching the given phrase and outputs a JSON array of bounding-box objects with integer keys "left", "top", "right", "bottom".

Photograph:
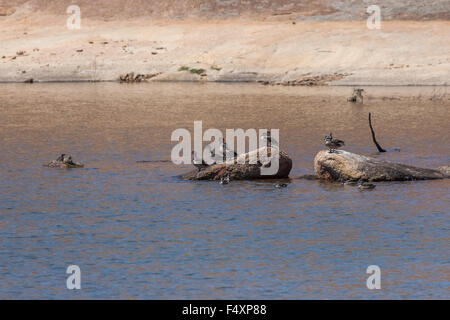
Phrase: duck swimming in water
[
  {"left": 219, "top": 175, "right": 230, "bottom": 185},
  {"left": 324, "top": 133, "right": 345, "bottom": 153},
  {"left": 348, "top": 88, "right": 365, "bottom": 103},
  {"left": 343, "top": 180, "right": 359, "bottom": 186},
  {"left": 274, "top": 183, "right": 288, "bottom": 188},
  {"left": 339, "top": 178, "right": 358, "bottom": 186},
  {"left": 358, "top": 181, "right": 376, "bottom": 190}
]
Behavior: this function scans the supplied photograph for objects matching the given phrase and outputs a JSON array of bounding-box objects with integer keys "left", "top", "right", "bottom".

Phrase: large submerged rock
[
  {"left": 183, "top": 147, "right": 292, "bottom": 180},
  {"left": 314, "top": 150, "right": 448, "bottom": 182}
]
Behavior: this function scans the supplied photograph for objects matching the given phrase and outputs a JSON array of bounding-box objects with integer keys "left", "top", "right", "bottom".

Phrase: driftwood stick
[{"left": 369, "top": 113, "right": 386, "bottom": 153}]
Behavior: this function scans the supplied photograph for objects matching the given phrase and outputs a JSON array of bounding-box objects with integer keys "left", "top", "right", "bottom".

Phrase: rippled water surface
[{"left": 0, "top": 83, "right": 449, "bottom": 299}]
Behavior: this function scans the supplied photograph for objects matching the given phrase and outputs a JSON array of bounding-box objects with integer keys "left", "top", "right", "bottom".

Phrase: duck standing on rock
[
  {"left": 214, "top": 138, "right": 238, "bottom": 163},
  {"left": 324, "top": 133, "right": 345, "bottom": 153},
  {"left": 260, "top": 131, "right": 279, "bottom": 149},
  {"left": 192, "top": 151, "right": 209, "bottom": 172},
  {"left": 63, "top": 155, "right": 75, "bottom": 165}
]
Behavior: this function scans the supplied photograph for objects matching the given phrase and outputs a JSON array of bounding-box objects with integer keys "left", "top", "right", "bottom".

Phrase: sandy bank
[{"left": 0, "top": 14, "right": 449, "bottom": 85}]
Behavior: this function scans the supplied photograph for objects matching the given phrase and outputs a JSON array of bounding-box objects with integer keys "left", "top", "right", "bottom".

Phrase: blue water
[{"left": 0, "top": 83, "right": 448, "bottom": 299}]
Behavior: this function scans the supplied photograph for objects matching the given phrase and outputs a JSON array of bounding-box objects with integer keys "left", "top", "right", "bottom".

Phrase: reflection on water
[{"left": 0, "top": 83, "right": 449, "bottom": 299}]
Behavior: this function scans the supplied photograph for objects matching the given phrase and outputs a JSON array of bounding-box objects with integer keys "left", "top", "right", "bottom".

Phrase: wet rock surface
[
  {"left": 314, "top": 150, "right": 447, "bottom": 182},
  {"left": 183, "top": 147, "right": 292, "bottom": 181},
  {"left": 438, "top": 166, "right": 450, "bottom": 176}
]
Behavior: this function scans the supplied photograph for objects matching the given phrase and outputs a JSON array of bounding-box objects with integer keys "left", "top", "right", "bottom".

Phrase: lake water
[{"left": 0, "top": 82, "right": 448, "bottom": 299}]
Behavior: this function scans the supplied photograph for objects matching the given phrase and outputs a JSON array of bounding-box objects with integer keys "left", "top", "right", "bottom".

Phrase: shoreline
[
  {"left": 1, "top": 81, "right": 448, "bottom": 101},
  {"left": 1, "top": 17, "right": 449, "bottom": 86},
  {"left": 1, "top": 79, "right": 450, "bottom": 87}
]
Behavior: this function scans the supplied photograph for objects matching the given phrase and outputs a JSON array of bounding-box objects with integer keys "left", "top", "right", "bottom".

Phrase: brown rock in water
[
  {"left": 314, "top": 150, "right": 447, "bottom": 182},
  {"left": 183, "top": 147, "right": 292, "bottom": 180},
  {"left": 44, "top": 154, "right": 84, "bottom": 168}
]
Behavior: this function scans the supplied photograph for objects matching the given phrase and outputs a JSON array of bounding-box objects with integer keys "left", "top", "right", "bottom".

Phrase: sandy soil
[{"left": 0, "top": 2, "right": 449, "bottom": 85}]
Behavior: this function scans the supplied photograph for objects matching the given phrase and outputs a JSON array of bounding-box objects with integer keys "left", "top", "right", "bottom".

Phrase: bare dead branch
[{"left": 369, "top": 113, "right": 386, "bottom": 153}]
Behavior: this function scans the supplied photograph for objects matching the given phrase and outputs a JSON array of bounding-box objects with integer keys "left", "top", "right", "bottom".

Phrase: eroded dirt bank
[{"left": 0, "top": 2, "right": 449, "bottom": 85}]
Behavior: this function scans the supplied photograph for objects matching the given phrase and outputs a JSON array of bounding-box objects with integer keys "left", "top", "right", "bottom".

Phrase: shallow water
[{"left": 0, "top": 82, "right": 449, "bottom": 299}]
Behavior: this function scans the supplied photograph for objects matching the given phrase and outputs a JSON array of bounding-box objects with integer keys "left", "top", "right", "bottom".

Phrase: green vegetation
[
  {"left": 178, "top": 66, "right": 206, "bottom": 75},
  {"left": 210, "top": 65, "right": 222, "bottom": 71},
  {"left": 189, "top": 68, "right": 206, "bottom": 75}
]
